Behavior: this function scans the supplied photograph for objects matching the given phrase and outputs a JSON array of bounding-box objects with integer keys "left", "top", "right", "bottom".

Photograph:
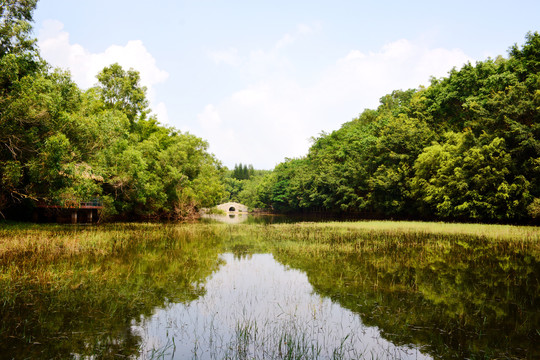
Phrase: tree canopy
[
  {"left": 0, "top": 1, "right": 226, "bottom": 220},
  {"left": 253, "top": 32, "right": 540, "bottom": 223}
]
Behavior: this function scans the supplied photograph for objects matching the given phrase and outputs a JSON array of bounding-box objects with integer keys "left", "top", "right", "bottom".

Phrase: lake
[{"left": 0, "top": 220, "right": 538, "bottom": 359}]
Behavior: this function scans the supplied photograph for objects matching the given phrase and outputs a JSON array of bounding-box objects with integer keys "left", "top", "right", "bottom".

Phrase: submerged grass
[
  {"left": 1, "top": 219, "right": 539, "bottom": 359},
  {"left": 0, "top": 222, "right": 229, "bottom": 358}
]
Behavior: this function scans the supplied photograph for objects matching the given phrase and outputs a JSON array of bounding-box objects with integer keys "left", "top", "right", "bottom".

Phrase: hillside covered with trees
[
  {"left": 0, "top": 0, "right": 226, "bottom": 220},
  {"left": 254, "top": 32, "right": 540, "bottom": 223}
]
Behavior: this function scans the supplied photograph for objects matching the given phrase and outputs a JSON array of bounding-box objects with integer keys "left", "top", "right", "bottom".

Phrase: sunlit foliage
[
  {"left": 256, "top": 33, "right": 540, "bottom": 223},
  {"left": 0, "top": 2, "right": 226, "bottom": 220}
]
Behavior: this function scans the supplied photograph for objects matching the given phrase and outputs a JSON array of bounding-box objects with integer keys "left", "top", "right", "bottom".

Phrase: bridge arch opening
[{"left": 229, "top": 206, "right": 236, "bottom": 212}]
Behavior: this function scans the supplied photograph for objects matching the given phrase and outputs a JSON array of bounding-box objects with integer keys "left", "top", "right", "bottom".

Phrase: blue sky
[{"left": 33, "top": 0, "right": 540, "bottom": 169}]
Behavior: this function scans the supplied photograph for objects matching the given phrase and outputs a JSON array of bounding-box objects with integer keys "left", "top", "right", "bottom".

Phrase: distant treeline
[
  {"left": 231, "top": 163, "right": 255, "bottom": 180},
  {"left": 251, "top": 32, "right": 540, "bottom": 223},
  {"left": 0, "top": 1, "right": 226, "bottom": 220}
]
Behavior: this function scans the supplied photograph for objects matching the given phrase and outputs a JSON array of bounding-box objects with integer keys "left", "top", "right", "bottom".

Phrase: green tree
[
  {"left": 96, "top": 63, "right": 149, "bottom": 123},
  {"left": 256, "top": 33, "right": 540, "bottom": 222},
  {"left": 412, "top": 131, "right": 530, "bottom": 221},
  {"left": 0, "top": 0, "right": 38, "bottom": 57}
]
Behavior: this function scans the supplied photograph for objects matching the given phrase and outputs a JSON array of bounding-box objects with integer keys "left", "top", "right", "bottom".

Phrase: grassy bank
[{"left": 254, "top": 220, "right": 540, "bottom": 241}]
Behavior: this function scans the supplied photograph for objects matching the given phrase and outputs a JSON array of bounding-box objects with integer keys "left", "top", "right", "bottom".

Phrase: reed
[
  {"left": 0, "top": 222, "right": 228, "bottom": 358},
  {"left": 1, "top": 219, "right": 538, "bottom": 359}
]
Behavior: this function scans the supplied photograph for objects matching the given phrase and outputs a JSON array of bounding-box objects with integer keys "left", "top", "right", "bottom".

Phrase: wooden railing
[
  {"left": 80, "top": 199, "right": 103, "bottom": 208},
  {"left": 37, "top": 198, "right": 103, "bottom": 209}
]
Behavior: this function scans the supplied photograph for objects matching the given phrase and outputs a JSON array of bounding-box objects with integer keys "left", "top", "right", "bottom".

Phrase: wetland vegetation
[
  {"left": 1, "top": 220, "right": 538, "bottom": 359},
  {"left": 1, "top": 3, "right": 539, "bottom": 358}
]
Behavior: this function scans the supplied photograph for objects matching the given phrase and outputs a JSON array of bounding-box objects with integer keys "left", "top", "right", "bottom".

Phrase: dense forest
[
  {"left": 222, "top": 163, "right": 271, "bottom": 208},
  {"left": 251, "top": 32, "right": 540, "bottom": 223},
  {"left": 1, "top": 1, "right": 539, "bottom": 223},
  {"left": 0, "top": 0, "right": 226, "bottom": 220}
]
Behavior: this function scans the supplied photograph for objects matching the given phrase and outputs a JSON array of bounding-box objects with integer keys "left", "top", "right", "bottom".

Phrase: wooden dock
[{"left": 35, "top": 200, "right": 104, "bottom": 224}]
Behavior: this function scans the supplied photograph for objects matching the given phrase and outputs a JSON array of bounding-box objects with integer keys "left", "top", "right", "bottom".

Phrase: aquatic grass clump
[
  {"left": 240, "top": 221, "right": 539, "bottom": 359},
  {"left": 1, "top": 220, "right": 539, "bottom": 359},
  {"left": 223, "top": 321, "right": 326, "bottom": 360},
  {"left": 0, "top": 222, "right": 228, "bottom": 358}
]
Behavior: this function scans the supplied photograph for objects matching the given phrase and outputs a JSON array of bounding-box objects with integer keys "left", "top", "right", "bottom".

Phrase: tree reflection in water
[
  {"left": 1, "top": 223, "right": 538, "bottom": 359},
  {"left": 134, "top": 253, "right": 431, "bottom": 359}
]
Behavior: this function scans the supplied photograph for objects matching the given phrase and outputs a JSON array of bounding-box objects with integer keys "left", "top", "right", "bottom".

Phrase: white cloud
[
  {"left": 275, "top": 33, "right": 295, "bottom": 50},
  {"left": 297, "top": 24, "right": 313, "bottom": 35},
  {"left": 38, "top": 20, "right": 169, "bottom": 121},
  {"left": 197, "top": 104, "right": 222, "bottom": 129},
  {"left": 380, "top": 38, "right": 415, "bottom": 59},
  {"left": 198, "top": 37, "right": 471, "bottom": 169},
  {"left": 209, "top": 47, "right": 241, "bottom": 66},
  {"left": 208, "top": 23, "right": 314, "bottom": 72},
  {"left": 154, "top": 102, "right": 170, "bottom": 124},
  {"left": 342, "top": 50, "right": 367, "bottom": 62},
  {"left": 320, "top": 39, "right": 471, "bottom": 109}
]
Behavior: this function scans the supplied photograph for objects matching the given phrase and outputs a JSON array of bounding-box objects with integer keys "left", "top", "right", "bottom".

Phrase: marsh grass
[
  {"left": 1, "top": 219, "right": 539, "bottom": 359},
  {"left": 233, "top": 221, "right": 540, "bottom": 359},
  {"left": 222, "top": 320, "right": 327, "bottom": 360},
  {"left": 0, "top": 222, "right": 229, "bottom": 358},
  {"left": 316, "top": 220, "right": 539, "bottom": 240}
]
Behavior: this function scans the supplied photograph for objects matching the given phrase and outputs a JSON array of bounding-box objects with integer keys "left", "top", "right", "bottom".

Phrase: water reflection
[
  {"left": 200, "top": 213, "right": 250, "bottom": 224},
  {"left": 133, "top": 253, "right": 431, "bottom": 359},
  {"left": 0, "top": 225, "right": 223, "bottom": 359},
  {"left": 268, "top": 229, "right": 540, "bottom": 359},
  {"left": 3, "top": 223, "right": 537, "bottom": 359},
  {"left": 200, "top": 213, "right": 356, "bottom": 225}
]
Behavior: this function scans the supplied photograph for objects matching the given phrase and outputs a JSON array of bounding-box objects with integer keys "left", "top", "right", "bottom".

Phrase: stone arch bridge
[{"left": 216, "top": 202, "right": 248, "bottom": 213}]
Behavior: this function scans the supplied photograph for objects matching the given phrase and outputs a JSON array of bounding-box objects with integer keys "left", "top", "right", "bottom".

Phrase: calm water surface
[{"left": 133, "top": 253, "right": 430, "bottom": 359}]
